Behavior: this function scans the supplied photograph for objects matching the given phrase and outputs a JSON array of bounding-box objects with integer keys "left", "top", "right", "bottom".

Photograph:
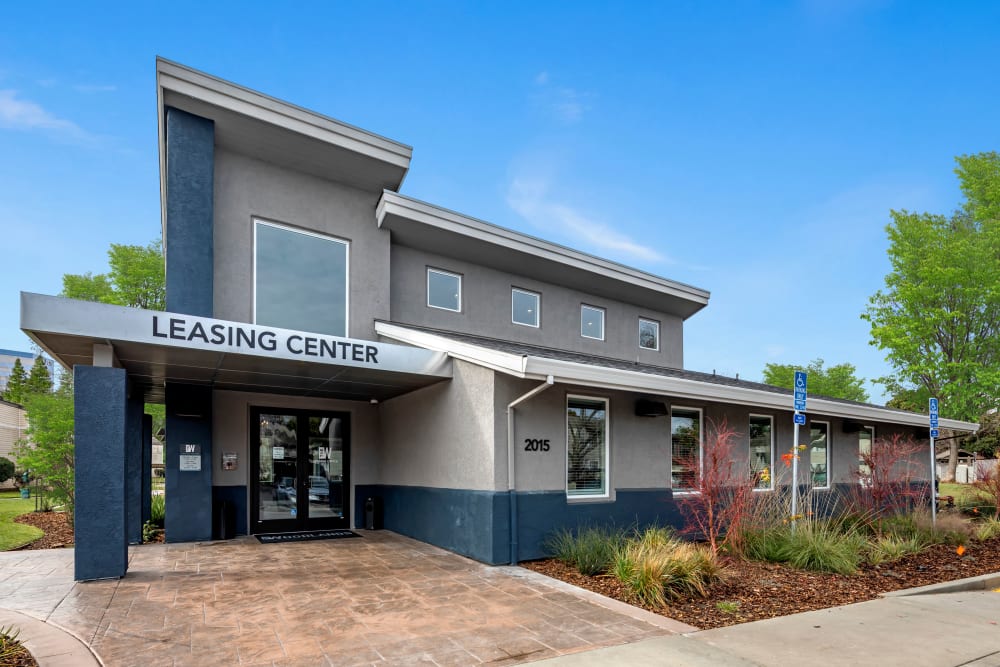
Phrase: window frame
[
  {"left": 565, "top": 394, "right": 610, "bottom": 500},
  {"left": 511, "top": 287, "right": 541, "bottom": 328},
  {"left": 252, "top": 217, "right": 351, "bottom": 335},
  {"left": 809, "top": 420, "right": 832, "bottom": 490},
  {"left": 749, "top": 414, "right": 774, "bottom": 491},
  {"left": 580, "top": 304, "right": 606, "bottom": 341},
  {"left": 670, "top": 406, "right": 703, "bottom": 494},
  {"left": 426, "top": 267, "right": 463, "bottom": 313},
  {"left": 858, "top": 424, "right": 875, "bottom": 485},
  {"left": 638, "top": 317, "right": 660, "bottom": 351}
]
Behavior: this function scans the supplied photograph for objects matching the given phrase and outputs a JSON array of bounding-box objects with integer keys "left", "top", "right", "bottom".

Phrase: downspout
[{"left": 507, "top": 375, "right": 555, "bottom": 565}]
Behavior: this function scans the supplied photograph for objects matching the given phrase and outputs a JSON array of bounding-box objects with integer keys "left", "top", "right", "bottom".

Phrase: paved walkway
[{"left": 0, "top": 532, "right": 681, "bottom": 666}]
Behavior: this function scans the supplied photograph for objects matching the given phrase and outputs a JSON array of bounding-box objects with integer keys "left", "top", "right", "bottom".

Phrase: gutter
[{"left": 507, "top": 375, "right": 555, "bottom": 565}]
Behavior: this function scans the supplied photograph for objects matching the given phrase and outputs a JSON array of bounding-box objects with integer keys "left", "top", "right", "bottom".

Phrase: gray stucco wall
[
  {"left": 212, "top": 148, "right": 390, "bottom": 340},
  {"left": 389, "top": 245, "right": 684, "bottom": 367},
  {"left": 377, "top": 359, "right": 496, "bottom": 491}
]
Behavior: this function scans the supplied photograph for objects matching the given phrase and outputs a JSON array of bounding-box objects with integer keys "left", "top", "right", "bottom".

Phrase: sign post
[
  {"left": 929, "top": 397, "right": 939, "bottom": 527},
  {"left": 791, "top": 371, "right": 807, "bottom": 526}
]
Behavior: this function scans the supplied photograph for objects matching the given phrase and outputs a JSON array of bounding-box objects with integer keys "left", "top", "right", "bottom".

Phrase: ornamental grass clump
[
  {"left": 867, "top": 535, "right": 927, "bottom": 565},
  {"left": 610, "top": 527, "right": 721, "bottom": 607},
  {"left": 544, "top": 526, "right": 624, "bottom": 576}
]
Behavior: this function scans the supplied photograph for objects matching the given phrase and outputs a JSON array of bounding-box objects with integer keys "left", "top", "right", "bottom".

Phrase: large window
[
  {"left": 512, "top": 288, "right": 540, "bottom": 327},
  {"left": 749, "top": 415, "right": 773, "bottom": 490},
  {"left": 671, "top": 407, "right": 702, "bottom": 492},
  {"left": 581, "top": 305, "right": 605, "bottom": 340},
  {"left": 859, "top": 425, "right": 874, "bottom": 484},
  {"left": 639, "top": 318, "right": 660, "bottom": 351},
  {"left": 809, "top": 421, "right": 830, "bottom": 489},
  {"left": 254, "top": 220, "right": 348, "bottom": 335},
  {"left": 566, "top": 396, "right": 608, "bottom": 498},
  {"left": 427, "top": 268, "right": 461, "bottom": 312}
]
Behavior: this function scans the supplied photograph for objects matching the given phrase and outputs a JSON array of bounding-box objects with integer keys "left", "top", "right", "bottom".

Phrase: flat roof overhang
[
  {"left": 21, "top": 293, "right": 451, "bottom": 403},
  {"left": 377, "top": 192, "right": 711, "bottom": 320}
]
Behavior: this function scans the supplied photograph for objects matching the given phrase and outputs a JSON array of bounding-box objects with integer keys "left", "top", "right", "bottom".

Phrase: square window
[
  {"left": 567, "top": 396, "right": 608, "bottom": 497},
  {"left": 427, "top": 268, "right": 461, "bottom": 312},
  {"left": 638, "top": 318, "right": 659, "bottom": 351},
  {"left": 580, "top": 305, "right": 605, "bottom": 340},
  {"left": 749, "top": 415, "right": 773, "bottom": 490},
  {"left": 512, "top": 288, "right": 540, "bottom": 327}
]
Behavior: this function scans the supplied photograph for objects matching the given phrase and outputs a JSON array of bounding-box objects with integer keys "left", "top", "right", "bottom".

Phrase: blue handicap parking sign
[
  {"left": 930, "top": 428, "right": 940, "bottom": 438},
  {"left": 794, "top": 413, "right": 806, "bottom": 425}
]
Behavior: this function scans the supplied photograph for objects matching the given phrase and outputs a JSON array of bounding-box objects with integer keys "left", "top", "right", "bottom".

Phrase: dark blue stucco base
[
  {"left": 213, "top": 486, "right": 248, "bottom": 536},
  {"left": 354, "top": 485, "right": 682, "bottom": 564},
  {"left": 165, "top": 383, "right": 213, "bottom": 543}
]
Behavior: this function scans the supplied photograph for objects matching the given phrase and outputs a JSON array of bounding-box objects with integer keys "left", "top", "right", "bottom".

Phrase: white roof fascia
[
  {"left": 522, "top": 357, "right": 978, "bottom": 432},
  {"left": 375, "top": 192, "right": 710, "bottom": 307},
  {"left": 375, "top": 322, "right": 527, "bottom": 377}
]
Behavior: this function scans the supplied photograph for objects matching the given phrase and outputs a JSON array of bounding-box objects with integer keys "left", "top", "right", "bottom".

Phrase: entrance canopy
[{"left": 21, "top": 293, "right": 452, "bottom": 402}]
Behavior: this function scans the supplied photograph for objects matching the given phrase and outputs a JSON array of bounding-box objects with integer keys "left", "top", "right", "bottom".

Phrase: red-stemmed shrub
[{"left": 847, "top": 432, "right": 928, "bottom": 522}]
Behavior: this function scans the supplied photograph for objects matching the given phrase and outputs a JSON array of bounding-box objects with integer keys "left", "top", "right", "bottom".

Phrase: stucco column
[{"left": 164, "top": 383, "right": 213, "bottom": 542}]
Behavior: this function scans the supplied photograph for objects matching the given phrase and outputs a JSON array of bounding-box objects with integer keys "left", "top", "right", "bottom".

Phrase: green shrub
[
  {"left": 543, "top": 526, "right": 624, "bottom": 576},
  {"left": 150, "top": 493, "right": 165, "bottom": 527},
  {"left": 867, "top": 535, "right": 927, "bottom": 564},
  {"left": 610, "top": 528, "right": 721, "bottom": 607},
  {"left": 975, "top": 517, "right": 1000, "bottom": 541},
  {"left": 741, "top": 520, "right": 866, "bottom": 575}
]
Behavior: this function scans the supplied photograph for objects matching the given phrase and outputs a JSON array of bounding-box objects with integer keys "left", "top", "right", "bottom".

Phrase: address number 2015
[{"left": 524, "top": 438, "right": 550, "bottom": 452}]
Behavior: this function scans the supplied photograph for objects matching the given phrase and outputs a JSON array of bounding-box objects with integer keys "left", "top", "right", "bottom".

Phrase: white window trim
[
  {"left": 511, "top": 287, "right": 540, "bottom": 328},
  {"left": 426, "top": 267, "right": 462, "bottom": 313},
  {"left": 859, "top": 424, "right": 875, "bottom": 486},
  {"left": 565, "top": 394, "right": 610, "bottom": 500},
  {"left": 252, "top": 217, "right": 351, "bottom": 335},
  {"left": 580, "top": 304, "right": 606, "bottom": 341},
  {"left": 671, "top": 405, "right": 703, "bottom": 494},
  {"left": 809, "top": 420, "right": 832, "bottom": 490},
  {"left": 749, "top": 413, "right": 775, "bottom": 491},
  {"left": 638, "top": 317, "right": 660, "bottom": 351}
]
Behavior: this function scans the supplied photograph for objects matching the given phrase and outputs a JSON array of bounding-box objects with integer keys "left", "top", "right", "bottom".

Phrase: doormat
[{"left": 256, "top": 530, "right": 361, "bottom": 544}]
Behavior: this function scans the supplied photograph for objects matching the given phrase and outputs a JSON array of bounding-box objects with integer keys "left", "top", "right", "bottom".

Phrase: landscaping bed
[
  {"left": 523, "top": 535, "right": 1000, "bottom": 630},
  {"left": 13, "top": 512, "right": 73, "bottom": 550}
]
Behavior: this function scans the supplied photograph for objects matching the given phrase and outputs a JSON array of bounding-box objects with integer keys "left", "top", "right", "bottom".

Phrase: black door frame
[{"left": 250, "top": 406, "right": 351, "bottom": 533}]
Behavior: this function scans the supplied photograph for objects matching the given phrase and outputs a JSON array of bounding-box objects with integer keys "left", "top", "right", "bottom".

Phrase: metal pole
[
  {"left": 930, "top": 432, "right": 937, "bottom": 527},
  {"left": 791, "top": 413, "right": 800, "bottom": 528}
]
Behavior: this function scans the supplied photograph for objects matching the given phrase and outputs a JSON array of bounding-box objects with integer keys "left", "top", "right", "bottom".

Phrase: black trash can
[
  {"left": 364, "top": 496, "right": 383, "bottom": 530},
  {"left": 215, "top": 500, "right": 236, "bottom": 540}
]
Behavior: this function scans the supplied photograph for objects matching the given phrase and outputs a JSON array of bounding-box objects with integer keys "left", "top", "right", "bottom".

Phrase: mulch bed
[
  {"left": 13, "top": 511, "right": 73, "bottom": 550},
  {"left": 522, "top": 536, "right": 1000, "bottom": 630}
]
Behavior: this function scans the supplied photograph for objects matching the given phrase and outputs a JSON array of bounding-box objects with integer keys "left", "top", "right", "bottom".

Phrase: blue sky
[{"left": 1, "top": 1, "right": 998, "bottom": 402}]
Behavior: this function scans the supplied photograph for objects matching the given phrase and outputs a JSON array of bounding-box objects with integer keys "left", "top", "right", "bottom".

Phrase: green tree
[
  {"left": 0, "top": 456, "right": 14, "bottom": 485},
  {"left": 62, "top": 240, "right": 165, "bottom": 310},
  {"left": 863, "top": 152, "right": 1000, "bottom": 481},
  {"left": 965, "top": 410, "right": 1000, "bottom": 458},
  {"left": 16, "top": 389, "right": 75, "bottom": 519},
  {"left": 3, "top": 358, "right": 28, "bottom": 404},
  {"left": 25, "top": 357, "right": 53, "bottom": 396},
  {"left": 761, "top": 359, "right": 870, "bottom": 403}
]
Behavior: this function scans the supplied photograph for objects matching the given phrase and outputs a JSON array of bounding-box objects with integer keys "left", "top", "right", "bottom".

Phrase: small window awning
[{"left": 20, "top": 293, "right": 451, "bottom": 403}]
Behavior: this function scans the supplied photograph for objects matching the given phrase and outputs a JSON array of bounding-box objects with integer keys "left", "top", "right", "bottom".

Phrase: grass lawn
[
  {"left": 0, "top": 498, "right": 42, "bottom": 550},
  {"left": 939, "top": 482, "right": 979, "bottom": 504},
  {"left": 0, "top": 490, "right": 21, "bottom": 499}
]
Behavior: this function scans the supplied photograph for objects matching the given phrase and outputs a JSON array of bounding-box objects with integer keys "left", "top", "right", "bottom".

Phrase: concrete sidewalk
[{"left": 531, "top": 573, "right": 1000, "bottom": 667}]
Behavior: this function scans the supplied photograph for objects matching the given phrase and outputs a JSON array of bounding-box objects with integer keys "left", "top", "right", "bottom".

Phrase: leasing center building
[{"left": 20, "top": 60, "right": 978, "bottom": 580}]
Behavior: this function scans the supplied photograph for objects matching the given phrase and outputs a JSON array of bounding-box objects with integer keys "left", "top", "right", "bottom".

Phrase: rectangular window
[
  {"left": 638, "top": 318, "right": 660, "bottom": 350},
  {"left": 427, "top": 268, "right": 461, "bottom": 312},
  {"left": 749, "top": 415, "right": 774, "bottom": 490},
  {"left": 671, "top": 407, "right": 702, "bottom": 492},
  {"left": 511, "top": 288, "right": 540, "bottom": 327},
  {"left": 580, "top": 305, "right": 605, "bottom": 340},
  {"left": 566, "top": 396, "right": 608, "bottom": 498},
  {"left": 254, "top": 219, "right": 348, "bottom": 336},
  {"left": 809, "top": 421, "right": 830, "bottom": 489},
  {"left": 859, "top": 425, "right": 874, "bottom": 484}
]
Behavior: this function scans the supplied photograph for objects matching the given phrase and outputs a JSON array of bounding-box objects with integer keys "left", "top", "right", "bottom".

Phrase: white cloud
[
  {"left": 507, "top": 175, "right": 664, "bottom": 263},
  {"left": 73, "top": 83, "right": 116, "bottom": 94},
  {"left": 531, "top": 72, "right": 591, "bottom": 123},
  {"left": 0, "top": 89, "right": 92, "bottom": 141}
]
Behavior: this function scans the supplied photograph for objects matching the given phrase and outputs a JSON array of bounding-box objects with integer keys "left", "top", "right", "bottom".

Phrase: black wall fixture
[{"left": 635, "top": 399, "right": 668, "bottom": 417}]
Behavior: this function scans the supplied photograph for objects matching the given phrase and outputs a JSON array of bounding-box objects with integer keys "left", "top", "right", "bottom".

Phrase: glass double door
[{"left": 252, "top": 408, "right": 349, "bottom": 533}]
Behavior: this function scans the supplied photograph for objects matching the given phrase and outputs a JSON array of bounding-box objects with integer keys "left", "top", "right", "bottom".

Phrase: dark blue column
[
  {"left": 125, "top": 394, "right": 143, "bottom": 545},
  {"left": 74, "top": 366, "right": 128, "bottom": 581},
  {"left": 165, "top": 383, "right": 213, "bottom": 542},
  {"left": 141, "top": 414, "right": 152, "bottom": 526},
  {"left": 165, "top": 107, "right": 214, "bottom": 317}
]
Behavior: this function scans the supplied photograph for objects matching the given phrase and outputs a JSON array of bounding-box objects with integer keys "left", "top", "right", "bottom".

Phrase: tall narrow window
[
  {"left": 859, "top": 425, "right": 874, "bottom": 484},
  {"left": 638, "top": 318, "right": 660, "bottom": 351},
  {"left": 809, "top": 421, "right": 830, "bottom": 489},
  {"left": 749, "top": 415, "right": 773, "bottom": 490},
  {"left": 581, "top": 305, "right": 605, "bottom": 340},
  {"left": 671, "top": 407, "right": 702, "bottom": 492},
  {"left": 512, "top": 288, "right": 540, "bottom": 327},
  {"left": 254, "top": 220, "right": 348, "bottom": 336},
  {"left": 566, "top": 396, "right": 608, "bottom": 497},
  {"left": 427, "top": 268, "right": 461, "bottom": 312}
]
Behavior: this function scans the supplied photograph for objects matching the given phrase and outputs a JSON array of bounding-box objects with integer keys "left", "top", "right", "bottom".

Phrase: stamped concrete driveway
[{"left": 0, "top": 531, "right": 685, "bottom": 666}]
